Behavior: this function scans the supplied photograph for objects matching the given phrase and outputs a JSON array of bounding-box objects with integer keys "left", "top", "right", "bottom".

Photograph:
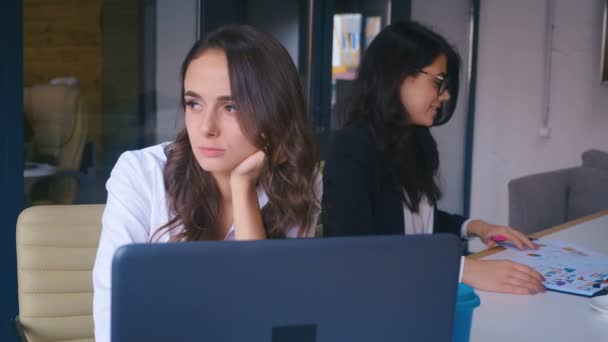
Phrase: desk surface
[{"left": 470, "top": 210, "right": 608, "bottom": 342}]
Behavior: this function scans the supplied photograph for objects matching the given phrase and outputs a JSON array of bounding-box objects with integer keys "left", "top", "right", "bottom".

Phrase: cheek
[
  {"left": 224, "top": 119, "right": 258, "bottom": 155},
  {"left": 184, "top": 114, "right": 196, "bottom": 140},
  {"left": 223, "top": 137, "right": 257, "bottom": 171},
  {"left": 185, "top": 111, "right": 198, "bottom": 132},
  {"left": 400, "top": 83, "right": 427, "bottom": 116},
  {"left": 231, "top": 135, "right": 257, "bottom": 156}
]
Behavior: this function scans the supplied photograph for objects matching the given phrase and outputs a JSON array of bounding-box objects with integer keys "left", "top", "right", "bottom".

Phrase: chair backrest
[
  {"left": 566, "top": 149, "right": 608, "bottom": 221},
  {"left": 16, "top": 204, "right": 105, "bottom": 342},
  {"left": 24, "top": 84, "right": 88, "bottom": 204},
  {"left": 509, "top": 149, "right": 608, "bottom": 234},
  {"left": 508, "top": 168, "right": 572, "bottom": 234},
  {"left": 24, "top": 84, "right": 88, "bottom": 170}
]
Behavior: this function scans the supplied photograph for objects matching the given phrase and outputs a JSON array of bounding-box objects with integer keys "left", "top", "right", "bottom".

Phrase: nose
[
  {"left": 439, "top": 89, "right": 451, "bottom": 102},
  {"left": 200, "top": 109, "right": 220, "bottom": 137}
]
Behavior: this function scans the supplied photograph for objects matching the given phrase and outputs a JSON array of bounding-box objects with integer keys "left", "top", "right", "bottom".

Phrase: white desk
[{"left": 470, "top": 211, "right": 608, "bottom": 342}]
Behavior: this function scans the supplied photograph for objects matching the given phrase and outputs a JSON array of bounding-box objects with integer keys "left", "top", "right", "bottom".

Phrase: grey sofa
[{"left": 508, "top": 149, "right": 608, "bottom": 235}]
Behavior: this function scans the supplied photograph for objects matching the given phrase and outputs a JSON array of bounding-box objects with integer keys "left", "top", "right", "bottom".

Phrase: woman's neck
[
  {"left": 212, "top": 172, "right": 232, "bottom": 204},
  {"left": 211, "top": 172, "right": 235, "bottom": 238}
]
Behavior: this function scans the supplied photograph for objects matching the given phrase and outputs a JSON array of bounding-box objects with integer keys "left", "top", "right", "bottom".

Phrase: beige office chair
[
  {"left": 16, "top": 204, "right": 105, "bottom": 342},
  {"left": 24, "top": 84, "right": 88, "bottom": 204}
]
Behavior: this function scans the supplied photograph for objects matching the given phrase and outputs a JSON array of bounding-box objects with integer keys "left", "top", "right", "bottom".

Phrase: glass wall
[
  {"left": 330, "top": 0, "right": 392, "bottom": 130},
  {"left": 22, "top": 0, "right": 196, "bottom": 206},
  {"left": 20, "top": 0, "right": 413, "bottom": 206}
]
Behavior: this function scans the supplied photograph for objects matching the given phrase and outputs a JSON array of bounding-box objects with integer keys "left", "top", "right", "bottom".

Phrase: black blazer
[{"left": 322, "top": 124, "right": 467, "bottom": 237}]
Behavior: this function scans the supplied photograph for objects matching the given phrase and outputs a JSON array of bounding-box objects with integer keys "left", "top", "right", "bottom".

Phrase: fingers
[
  {"left": 502, "top": 261, "right": 545, "bottom": 294},
  {"left": 512, "top": 262, "right": 545, "bottom": 282},
  {"left": 508, "top": 271, "right": 544, "bottom": 293},
  {"left": 490, "top": 226, "right": 536, "bottom": 250},
  {"left": 246, "top": 150, "right": 266, "bottom": 168},
  {"left": 252, "top": 150, "right": 266, "bottom": 162},
  {"left": 463, "top": 259, "right": 545, "bottom": 295},
  {"left": 508, "top": 228, "right": 537, "bottom": 250},
  {"left": 504, "top": 277, "right": 536, "bottom": 294},
  {"left": 496, "top": 230, "right": 525, "bottom": 250},
  {"left": 231, "top": 150, "right": 267, "bottom": 186}
]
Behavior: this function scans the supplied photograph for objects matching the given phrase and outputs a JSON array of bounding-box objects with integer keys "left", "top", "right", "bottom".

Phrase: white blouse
[
  {"left": 402, "top": 194, "right": 470, "bottom": 282},
  {"left": 92, "top": 143, "right": 321, "bottom": 342}
]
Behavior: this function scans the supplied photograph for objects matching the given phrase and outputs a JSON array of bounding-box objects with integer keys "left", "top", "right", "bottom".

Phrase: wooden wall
[{"left": 23, "top": 0, "right": 103, "bottom": 154}]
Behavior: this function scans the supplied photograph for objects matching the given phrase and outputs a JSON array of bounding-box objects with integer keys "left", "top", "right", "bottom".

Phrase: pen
[
  {"left": 489, "top": 235, "right": 508, "bottom": 242},
  {"left": 490, "top": 235, "right": 538, "bottom": 242},
  {"left": 490, "top": 235, "right": 540, "bottom": 250}
]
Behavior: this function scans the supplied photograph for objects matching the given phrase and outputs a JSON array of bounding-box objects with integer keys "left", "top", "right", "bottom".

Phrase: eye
[
  {"left": 223, "top": 104, "right": 238, "bottom": 113},
  {"left": 185, "top": 99, "right": 202, "bottom": 111}
]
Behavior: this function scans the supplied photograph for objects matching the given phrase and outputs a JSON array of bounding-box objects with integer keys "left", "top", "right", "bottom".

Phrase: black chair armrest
[{"left": 14, "top": 316, "right": 29, "bottom": 342}]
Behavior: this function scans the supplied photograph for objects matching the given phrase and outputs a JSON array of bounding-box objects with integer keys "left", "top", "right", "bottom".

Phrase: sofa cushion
[
  {"left": 566, "top": 167, "right": 608, "bottom": 221},
  {"left": 582, "top": 149, "right": 608, "bottom": 170}
]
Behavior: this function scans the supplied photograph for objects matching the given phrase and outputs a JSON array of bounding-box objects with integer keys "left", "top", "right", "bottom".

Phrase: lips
[
  {"left": 430, "top": 106, "right": 441, "bottom": 117},
  {"left": 198, "top": 146, "right": 225, "bottom": 157}
]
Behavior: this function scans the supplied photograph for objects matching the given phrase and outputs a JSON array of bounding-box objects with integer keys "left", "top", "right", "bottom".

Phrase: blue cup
[{"left": 452, "top": 283, "right": 481, "bottom": 342}]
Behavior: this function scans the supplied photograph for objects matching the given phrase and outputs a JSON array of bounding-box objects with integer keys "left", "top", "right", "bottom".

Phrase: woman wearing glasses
[{"left": 322, "top": 21, "right": 545, "bottom": 295}]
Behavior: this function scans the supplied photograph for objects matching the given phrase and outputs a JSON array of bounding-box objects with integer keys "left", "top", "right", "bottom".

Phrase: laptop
[{"left": 111, "top": 234, "right": 461, "bottom": 342}]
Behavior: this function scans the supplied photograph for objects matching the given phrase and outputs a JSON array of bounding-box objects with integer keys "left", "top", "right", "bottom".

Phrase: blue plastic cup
[{"left": 452, "top": 283, "right": 481, "bottom": 342}]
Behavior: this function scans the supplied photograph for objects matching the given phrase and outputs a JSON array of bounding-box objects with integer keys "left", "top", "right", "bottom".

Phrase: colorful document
[{"left": 497, "top": 240, "right": 608, "bottom": 296}]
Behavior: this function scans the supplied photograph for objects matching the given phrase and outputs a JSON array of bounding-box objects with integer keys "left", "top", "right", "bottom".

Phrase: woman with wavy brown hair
[{"left": 92, "top": 25, "right": 321, "bottom": 342}]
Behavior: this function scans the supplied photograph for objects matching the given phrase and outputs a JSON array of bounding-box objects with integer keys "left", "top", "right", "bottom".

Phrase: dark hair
[
  {"left": 159, "top": 25, "right": 319, "bottom": 241},
  {"left": 346, "top": 21, "right": 461, "bottom": 212}
]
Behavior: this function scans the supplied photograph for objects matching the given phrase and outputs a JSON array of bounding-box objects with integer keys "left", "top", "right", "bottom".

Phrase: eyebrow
[
  {"left": 184, "top": 91, "right": 233, "bottom": 101},
  {"left": 216, "top": 96, "right": 234, "bottom": 102},
  {"left": 184, "top": 90, "right": 201, "bottom": 98}
]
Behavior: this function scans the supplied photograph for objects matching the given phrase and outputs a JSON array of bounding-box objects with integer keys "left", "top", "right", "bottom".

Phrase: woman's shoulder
[
  {"left": 107, "top": 142, "right": 173, "bottom": 197},
  {"left": 329, "top": 123, "right": 376, "bottom": 159},
  {"left": 112, "top": 142, "right": 171, "bottom": 176},
  {"left": 333, "top": 123, "right": 372, "bottom": 142}
]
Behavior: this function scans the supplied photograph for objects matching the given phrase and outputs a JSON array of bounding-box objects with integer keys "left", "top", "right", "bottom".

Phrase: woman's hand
[
  {"left": 463, "top": 258, "right": 546, "bottom": 295},
  {"left": 467, "top": 220, "right": 537, "bottom": 250},
  {"left": 230, "top": 150, "right": 266, "bottom": 189}
]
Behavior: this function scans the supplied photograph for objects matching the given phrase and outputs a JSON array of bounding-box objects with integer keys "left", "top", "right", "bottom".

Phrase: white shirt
[
  {"left": 402, "top": 194, "right": 471, "bottom": 282},
  {"left": 92, "top": 143, "right": 322, "bottom": 342}
]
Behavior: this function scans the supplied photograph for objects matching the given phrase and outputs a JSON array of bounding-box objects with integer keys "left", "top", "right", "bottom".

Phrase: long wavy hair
[
  {"left": 159, "top": 25, "right": 319, "bottom": 241},
  {"left": 346, "top": 21, "right": 461, "bottom": 212}
]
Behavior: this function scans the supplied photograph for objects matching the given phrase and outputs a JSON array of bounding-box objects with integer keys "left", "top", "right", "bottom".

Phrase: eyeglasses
[{"left": 417, "top": 70, "right": 450, "bottom": 96}]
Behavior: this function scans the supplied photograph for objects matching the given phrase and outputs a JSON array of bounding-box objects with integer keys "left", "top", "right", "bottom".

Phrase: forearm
[
  {"left": 465, "top": 219, "right": 488, "bottom": 237},
  {"left": 231, "top": 181, "right": 266, "bottom": 240}
]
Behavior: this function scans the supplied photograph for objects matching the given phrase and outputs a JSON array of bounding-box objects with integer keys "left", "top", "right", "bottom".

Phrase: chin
[
  {"left": 418, "top": 119, "right": 434, "bottom": 127},
  {"left": 195, "top": 158, "right": 234, "bottom": 174}
]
